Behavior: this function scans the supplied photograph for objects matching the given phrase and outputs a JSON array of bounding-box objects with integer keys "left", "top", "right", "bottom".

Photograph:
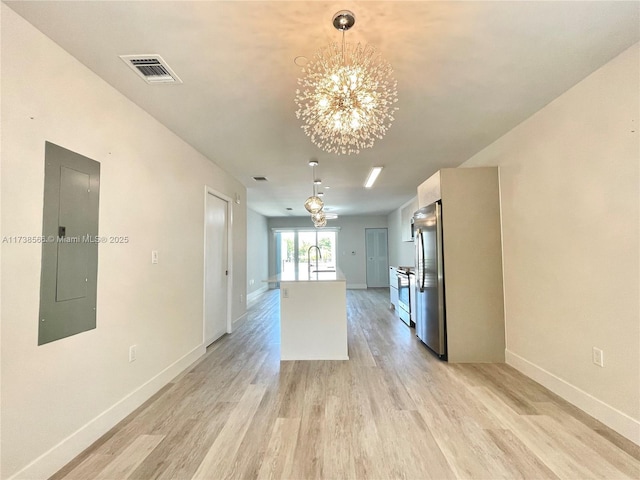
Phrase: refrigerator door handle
[{"left": 417, "top": 230, "right": 426, "bottom": 292}]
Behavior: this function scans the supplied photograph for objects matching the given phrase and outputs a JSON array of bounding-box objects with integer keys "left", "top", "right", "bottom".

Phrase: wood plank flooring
[{"left": 51, "top": 288, "right": 640, "bottom": 480}]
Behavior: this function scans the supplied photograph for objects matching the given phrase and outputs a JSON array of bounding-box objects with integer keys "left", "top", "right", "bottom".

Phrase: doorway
[
  {"left": 365, "top": 228, "right": 389, "bottom": 288},
  {"left": 204, "top": 190, "right": 230, "bottom": 346}
]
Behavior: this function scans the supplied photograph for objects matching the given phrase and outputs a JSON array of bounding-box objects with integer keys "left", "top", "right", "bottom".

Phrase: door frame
[{"left": 203, "top": 186, "right": 234, "bottom": 345}]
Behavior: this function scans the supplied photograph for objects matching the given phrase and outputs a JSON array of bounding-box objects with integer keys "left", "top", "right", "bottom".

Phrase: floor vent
[
  {"left": 119, "top": 54, "right": 182, "bottom": 84},
  {"left": 252, "top": 176, "right": 269, "bottom": 182}
]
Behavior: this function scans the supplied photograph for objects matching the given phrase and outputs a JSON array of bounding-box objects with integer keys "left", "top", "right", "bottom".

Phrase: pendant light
[{"left": 304, "top": 160, "right": 324, "bottom": 214}]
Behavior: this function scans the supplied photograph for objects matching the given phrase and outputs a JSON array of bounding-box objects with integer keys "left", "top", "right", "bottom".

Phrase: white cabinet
[
  {"left": 389, "top": 266, "right": 398, "bottom": 310},
  {"left": 416, "top": 167, "right": 505, "bottom": 363},
  {"left": 400, "top": 197, "right": 418, "bottom": 242},
  {"left": 280, "top": 277, "right": 348, "bottom": 360},
  {"left": 417, "top": 170, "right": 441, "bottom": 208}
]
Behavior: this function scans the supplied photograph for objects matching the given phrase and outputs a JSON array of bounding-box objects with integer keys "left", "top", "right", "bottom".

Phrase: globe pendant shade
[
  {"left": 314, "top": 217, "right": 327, "bottom": 228},
  {"left": 311, "top": 211, "right": 326, "bottom": 223},
  {"left": 304, "top": 195, "right": 324, "bottom": 214}
]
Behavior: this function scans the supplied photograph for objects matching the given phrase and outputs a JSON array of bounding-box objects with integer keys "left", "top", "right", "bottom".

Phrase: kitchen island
[{"left": 267, "top": 269, "right": 348, "bottom": 361}]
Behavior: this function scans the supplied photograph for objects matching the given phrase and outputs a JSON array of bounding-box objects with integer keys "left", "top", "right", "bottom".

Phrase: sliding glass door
[
  {"left": 275, "top": 229, "right": 337, "bottom": 281},
  {"left": 277, "top": 231, "right": 296, "bottom": 281}
]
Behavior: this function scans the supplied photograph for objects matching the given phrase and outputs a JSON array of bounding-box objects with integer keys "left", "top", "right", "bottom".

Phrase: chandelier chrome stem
[{"left": 304, "top": 160, "right": 324, "bottom": 214}]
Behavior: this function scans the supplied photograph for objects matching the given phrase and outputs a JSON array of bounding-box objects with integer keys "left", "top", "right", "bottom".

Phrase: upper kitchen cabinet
[
  {"left": 417, "top": 170, "right": 441, "bottom": 208},
  {"left": 416, "top": 167, "right": 504, "bottom": 362},
  {"left": 400, "top": 197, "right": 418, "bottom": 242}
]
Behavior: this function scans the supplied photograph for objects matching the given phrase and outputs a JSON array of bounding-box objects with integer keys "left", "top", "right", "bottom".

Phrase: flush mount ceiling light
[
  {"left": 304, "top": 160, "right": 324, "bottom": 214},
  {"left": 295, "top": 10, "right": 398, "bottom": 155},
  {"left": 364, "top": 166, "right": 384, "bottom": 188}
]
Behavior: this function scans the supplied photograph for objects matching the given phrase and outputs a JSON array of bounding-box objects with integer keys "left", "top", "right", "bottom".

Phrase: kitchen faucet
[{"left": 308, "top": 245, "right": 322, "bottom": 278}]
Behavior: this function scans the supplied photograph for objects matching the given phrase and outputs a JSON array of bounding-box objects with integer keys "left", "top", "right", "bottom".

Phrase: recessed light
[
  {"left": 286, "top": 207, "right": 293, "bottom": 211},
  {"left": 318, "top": 192, "right": 324, "bottom": 197},
  {"left": 364, "top": 167, "right": 383, "bottom": 188}
]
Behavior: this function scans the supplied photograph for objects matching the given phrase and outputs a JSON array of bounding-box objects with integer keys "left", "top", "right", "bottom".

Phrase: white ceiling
[{"left": 5, "top": 1, "right": 639, "bottom": 217}]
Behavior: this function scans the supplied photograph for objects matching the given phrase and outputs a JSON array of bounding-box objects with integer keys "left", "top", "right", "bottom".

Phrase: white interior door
[
  {"left": 366, "top": 228, "right": 389, "bottom": 288},
  {"left": 205, "top": 192, "right": 228, "bottom": 346}
]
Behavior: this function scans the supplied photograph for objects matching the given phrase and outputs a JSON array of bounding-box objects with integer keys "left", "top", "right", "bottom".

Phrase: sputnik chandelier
[
  {"left": 295, "top": 10, "right": 398, "bottom": 155},
  {"left": 304, "top": 160, "right": 327, "bottom": 227}
]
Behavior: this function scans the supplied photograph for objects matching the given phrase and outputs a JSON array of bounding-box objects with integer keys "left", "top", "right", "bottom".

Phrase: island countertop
[{"left": 265, "top": 268, "right": 346, "bottom": 283}]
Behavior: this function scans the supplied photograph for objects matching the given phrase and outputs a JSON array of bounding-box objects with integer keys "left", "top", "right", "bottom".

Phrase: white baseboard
[
  {"left": 506, "top": 349, "right": 640, "bottom": 445},
  {"left": 347, "top": 284, "right": 368, "bottom": 290},
  {"left": 281, "top": 355, "right": 349, "bottom": 361},
  {"left": 247, "top": 285, "right": 268, "bottom": 304},
  {"left": 232, "top": 311, "right": 248, "bottom": 332},
  {"left": 9, "top": 345, "right": 206, "bottom": 480}
]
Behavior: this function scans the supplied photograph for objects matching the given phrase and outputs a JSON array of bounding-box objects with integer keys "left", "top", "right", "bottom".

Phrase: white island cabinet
[{"left": 268, "top": 270, "right": 348, "bottom": 361}]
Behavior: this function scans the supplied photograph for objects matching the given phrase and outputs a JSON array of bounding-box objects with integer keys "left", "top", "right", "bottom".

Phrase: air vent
[
  {"left": 252, "top": 176, "right": 268, "bottom": 182},
  {"left": 119, "top": 55, "right": 182, "bottom": 84}
]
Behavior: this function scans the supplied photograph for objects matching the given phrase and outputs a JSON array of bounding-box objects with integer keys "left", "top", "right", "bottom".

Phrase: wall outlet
[
  {"left": 240, "top": 293, "right": 244, "bottom": 304},
  {"left": 129, "top": 345, "right": 137, "bottom": 363},
  {"left": 282, "top": 288, "right": 289, "bottom": 298},
  {"left": 592, "top": 347, "right": 604, "bottom": 367},
  {"left": 151, "top": 250, "right": 159, "bottom": 264}
]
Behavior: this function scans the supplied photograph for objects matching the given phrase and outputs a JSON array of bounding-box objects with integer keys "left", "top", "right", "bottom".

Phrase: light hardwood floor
[{"left": 52, "top": 288, "right": 640, "bottom": 480}]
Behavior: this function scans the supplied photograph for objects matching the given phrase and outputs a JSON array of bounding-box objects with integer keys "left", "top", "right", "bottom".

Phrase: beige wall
[
  {"left": 267, "top": 216, "right": 388, "bottom": 288},
  {"left": 463, "top": 44, "right": 639, "bottom": 441},
  {"left": 1, "top": 6, "right": 247, "bottom": 478}
]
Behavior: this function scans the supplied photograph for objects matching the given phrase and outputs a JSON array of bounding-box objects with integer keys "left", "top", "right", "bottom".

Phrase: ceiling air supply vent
[
  {"left": 119, "top": 54, "right": 182, "bottom": 84},
  {"left": 252, "top": 176, "right": 268, "bottom": 182}
]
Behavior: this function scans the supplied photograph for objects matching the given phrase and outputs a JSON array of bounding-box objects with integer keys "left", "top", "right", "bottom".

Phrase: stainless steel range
[{"left": 396, "top": 267, "right": 415, "bottom": 327}]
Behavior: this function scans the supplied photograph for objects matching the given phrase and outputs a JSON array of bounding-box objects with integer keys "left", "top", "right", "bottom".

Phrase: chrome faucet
[{"left": 308, "top": 245, "right": 322, "bottom": 277}]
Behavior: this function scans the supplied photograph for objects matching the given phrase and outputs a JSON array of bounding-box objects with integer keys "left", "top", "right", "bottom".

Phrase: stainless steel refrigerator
[{"left": 413, "top": 202, "right": 447, "bottom": 359}]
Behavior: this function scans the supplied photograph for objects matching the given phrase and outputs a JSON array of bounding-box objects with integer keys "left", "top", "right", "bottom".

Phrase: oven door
[{"left": 397, "top": 272, "right": 411, "bottom": 326}]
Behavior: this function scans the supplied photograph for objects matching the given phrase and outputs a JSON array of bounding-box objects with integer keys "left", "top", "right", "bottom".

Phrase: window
[{"left": 274, "top": 229, "right": 338, "bottom": 281}]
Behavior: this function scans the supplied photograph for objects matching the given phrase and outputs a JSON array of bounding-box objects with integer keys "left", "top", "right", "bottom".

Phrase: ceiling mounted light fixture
[
  {"left": 364, "top": 166, "right": 384, "bottom": 188},
  {"left": 304, "top": 160, "right": 324, "bottom": 214},
  {"left": 295, "top": 10, "right": 398, "bottom": 155}
]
